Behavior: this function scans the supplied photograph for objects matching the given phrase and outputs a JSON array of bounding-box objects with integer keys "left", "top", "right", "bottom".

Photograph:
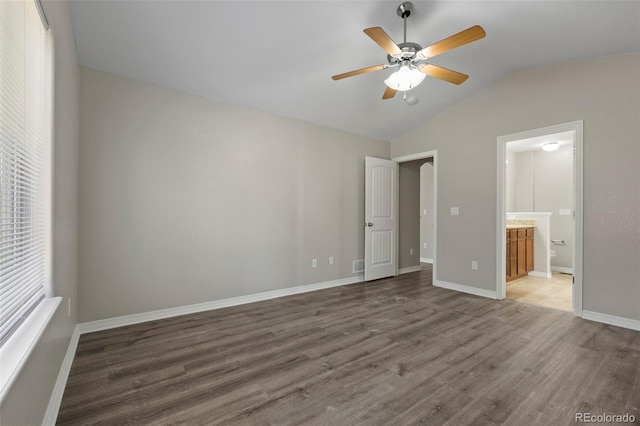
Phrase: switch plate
[
  {"left": 559, "top": 209, "right": 572, "bottom": 216},
  {"left": 329, "top": 256, "right": 334, "bottom": 265},
  {"left": 471, "top": 261, "right": 478, "bottom": 270},
  {"left": 312, "top": 259, "right": 317, "bottom": 268},
  {"left": 423, "top": 209, "right": 428, "bottom": 215},
  {"left": 410, "top": 248, "right": 414, "bottom": 256},
  {"left": 451, "top": 207, "right": 459, "bottom": 216},
  {"left": 423, "top": 242, "right": 428, "bottom": 249}
]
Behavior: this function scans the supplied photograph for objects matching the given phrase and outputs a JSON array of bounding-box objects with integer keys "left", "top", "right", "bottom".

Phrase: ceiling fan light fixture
[
  {"left": 384, "top": 64, "right": 425, "bottom": 91},
  {"left": 542, "top": 142, "right": 560, "bottom": 152}
]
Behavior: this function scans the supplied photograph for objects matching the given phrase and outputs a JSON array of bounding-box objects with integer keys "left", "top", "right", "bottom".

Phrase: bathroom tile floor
[{"left": 506, "top": 272, "right": 573, "bottom": 312}]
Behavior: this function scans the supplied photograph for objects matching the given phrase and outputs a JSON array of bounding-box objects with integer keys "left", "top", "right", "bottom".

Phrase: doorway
[
  {"left": 496, "top": 121, "right": 583, "bottom": 315},
  {"left": 393, "top": 151, "right": 438, "bottom": 283}
]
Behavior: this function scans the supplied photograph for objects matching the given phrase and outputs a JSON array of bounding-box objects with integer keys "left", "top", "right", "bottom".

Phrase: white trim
[
  {"left": 399, "top": 265, "right": 422, "bottom": 275},
  {"left": 582, "top": 310, "right": 640, "bottom": 332},
  {"left": 420, "top": 257, "right": 433, "bottom": 264},
  {"left": 392, "top": 150, "right": 438, "bottom": 285},
  {"left": 0, "top": 297, "right": 61, "bottom": 404},
  {"left": 392, "top": 152, "right": 434, "bottom": 162},
  {"left": 434, "top": 280, "right": 498, "bottom": 300},
  {"left": 551, "top": 266, "right": 573, "bottom": 274},
  {"left": 78, "top": 275, "right": 364, "bottom": 334},
  {"left": 42, "top": 326, "right": 81, "bottom": 425},
  {"left": 497, "top": 121, "right": 583, "bottom": 314},
  {"left": 528, "top": 271, "right": 552, "bottom": 279}
]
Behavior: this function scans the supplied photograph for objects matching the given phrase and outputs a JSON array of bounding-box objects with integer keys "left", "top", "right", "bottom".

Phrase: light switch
[
  {"left": 423, "top": 209, "right": 428, "bottom": 215},
  {"left": 451, "top": 207, "right": 459, "bottom": 216}
]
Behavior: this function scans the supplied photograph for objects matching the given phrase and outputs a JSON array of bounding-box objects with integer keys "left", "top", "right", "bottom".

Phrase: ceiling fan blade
[
  {"left": 382, "top": 86, "right": 397, "bottom": 100},
  {"left": 364, "top": 27, "right": 402, "bottom": 56},
  {"left": 332, "top": 65, "right": 386, "bottom": 81},
  {"left": 418, "top": 25, "right": 486, "bottom": 59},
  {"left": 421, "top": 64, "right": 469, "bottom": 85}
]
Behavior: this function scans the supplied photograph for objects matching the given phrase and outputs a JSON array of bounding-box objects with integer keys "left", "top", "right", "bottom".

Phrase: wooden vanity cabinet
[{"left": 506, "top": 227, "right": 534, "bottom": 282}]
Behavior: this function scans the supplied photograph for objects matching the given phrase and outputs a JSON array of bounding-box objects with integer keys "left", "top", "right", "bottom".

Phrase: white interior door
[{"left": 365, "top": 156, "right": 398, "bottom": 281}]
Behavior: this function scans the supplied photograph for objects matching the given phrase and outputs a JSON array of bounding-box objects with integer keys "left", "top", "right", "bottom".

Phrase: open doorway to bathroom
[
  {"left": 497, "top": 121, "right": 583, "bottom": 315},
  {"left": 505, "top": 132, "right": 574, "bottom": 311}
]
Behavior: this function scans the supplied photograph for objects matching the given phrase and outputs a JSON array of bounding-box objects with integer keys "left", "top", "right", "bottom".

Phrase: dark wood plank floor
[{"left": 57, "top": 266, "right": 640, "bottom": 425}]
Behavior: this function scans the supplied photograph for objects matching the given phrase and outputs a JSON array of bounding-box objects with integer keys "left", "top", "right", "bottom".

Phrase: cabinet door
[
  {"left": 507, "top": 229, "right": 518, "bottom": 281},
  {"left": 525, "top": 228, "right": 534, "bottom": 272},
  {"left": 506, "top": 230, "right": 511, "bottom": 278},
  {"left": 517, "top": 229, "right": 526, "bottom": 276}
]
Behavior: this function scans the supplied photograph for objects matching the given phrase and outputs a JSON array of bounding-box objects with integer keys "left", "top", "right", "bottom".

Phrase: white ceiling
[{"left": 68, "top": 1, "right": 640, "bottom": 141}]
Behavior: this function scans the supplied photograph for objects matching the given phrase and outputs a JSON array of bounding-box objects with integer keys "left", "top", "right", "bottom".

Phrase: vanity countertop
[{"left": 506, "top": 219, "right": 536, "bottom": 229}]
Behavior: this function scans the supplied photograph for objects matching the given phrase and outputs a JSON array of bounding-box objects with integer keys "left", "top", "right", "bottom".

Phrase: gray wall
[
  {"left": 391, "top": 53, "right": 640, "bottom": 321},
  {"left": 508, "top": 147, "right": 574, "bottom": 269},
  {"left": 420, "top": 161, "right": 434, "bottom": 261},
  {"left": 514, "top": 151, "right": 534, "bottom": 212},
  {"left": 78, "top": 67, "right": 389, "bottom": 322},
  {"left": 398, "top": 160, "right": 421, "bottom": 268},
  {"left": 0, "top": 1, "right": 79, "bottom": 424},
  {"left": 533, "top": 146, "right": 574, "bottom": 269},
  {"left": 505, "top": 150, "right": 516, "bottom": 212}
]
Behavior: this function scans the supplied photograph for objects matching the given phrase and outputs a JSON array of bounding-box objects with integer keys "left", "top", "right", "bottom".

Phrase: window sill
[{"left": 0, "top": 297, "right": 62, "bottom": 403}]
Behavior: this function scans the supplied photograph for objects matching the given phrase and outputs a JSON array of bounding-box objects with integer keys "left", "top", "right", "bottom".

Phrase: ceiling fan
[{"left": 332, "top": 2, "right": 486, "bottom": 100}]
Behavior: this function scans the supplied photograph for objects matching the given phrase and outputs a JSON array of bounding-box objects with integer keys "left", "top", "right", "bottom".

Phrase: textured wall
[{"left": 78, "top": 68, "right": 390, "bottom": 322}]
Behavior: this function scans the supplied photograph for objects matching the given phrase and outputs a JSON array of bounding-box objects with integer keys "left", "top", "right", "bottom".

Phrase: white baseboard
[
  {"left": 42, "top": 325, "right": 81, "bottom": 425},
  {"left": 528, "top": 271, "right": 552, "bottom": 279},
  {"left": 551, "top": 266, "right": 573, "bottom": 274},
  {"left": 420, "top": 257, "right": 433, "bottom": 264},
  {"left": 434, "top": 280, "right": 498, "bottom": 300},
  {"left": 78, "top": 275, "right": 365, "bottom": 334},
  {"left": 582, "top": 310, "right": 640, "bottom": 332},
  {"left": 399, "top": 265, "right": 422, "bottom": 275}
]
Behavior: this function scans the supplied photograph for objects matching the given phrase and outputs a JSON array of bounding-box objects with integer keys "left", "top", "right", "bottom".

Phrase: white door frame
[
  {"left": 392, "top": 150, "right": 438, "bottom": 283},
  {"left": 496, "top": 121, "right": 583, "bottom": 316}
]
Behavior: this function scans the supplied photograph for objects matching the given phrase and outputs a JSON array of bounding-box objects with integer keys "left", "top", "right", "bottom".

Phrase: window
[{"left": 0, "top": 0, "right": 57, "bottom": 398}]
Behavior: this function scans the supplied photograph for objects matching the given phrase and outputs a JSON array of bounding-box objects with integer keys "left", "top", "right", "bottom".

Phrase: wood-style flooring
[
  {"left": 506, "top": 272, "right": 573, "bottom": 312},
  {"left": 57, "top": 266, "right": 640, "bottom": 425}
]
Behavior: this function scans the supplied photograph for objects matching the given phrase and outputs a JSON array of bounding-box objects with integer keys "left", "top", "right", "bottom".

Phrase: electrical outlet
[
  {"left": 451, "top": 207, "right": 460, "bottom": 216},
  {"left": 312, "top": 258, "right": 317, "bottom": 268},
  {"left": 329, "top": 256, "right": 334, "bottom": 265},
  {"left": 471, "top": 261, "right": 478, "bottom": 270},
  {"left": 410, "top": 248, "right": 413, "bottom": 256},
  {"left": 423, "top": 242, "right": 428, "bottom": 249}
]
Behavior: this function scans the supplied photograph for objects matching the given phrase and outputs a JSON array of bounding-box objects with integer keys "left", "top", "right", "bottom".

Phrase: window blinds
[{"left": 0, "top": 0, "right": 52, "bottom": 346}]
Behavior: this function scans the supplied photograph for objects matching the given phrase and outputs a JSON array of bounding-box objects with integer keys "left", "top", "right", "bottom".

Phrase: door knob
[{"left": 366, "top": 222, "right": 374, "bottom": 227}]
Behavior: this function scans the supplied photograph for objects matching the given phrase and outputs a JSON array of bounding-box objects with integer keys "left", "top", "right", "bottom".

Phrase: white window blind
[{"left": 0, "top": 0, "right": 52, "bottom": 347}]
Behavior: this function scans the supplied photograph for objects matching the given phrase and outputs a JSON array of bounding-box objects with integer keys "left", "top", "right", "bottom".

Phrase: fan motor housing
[{"left": 387, "top": 42, "right": 423, "bottom": 64}]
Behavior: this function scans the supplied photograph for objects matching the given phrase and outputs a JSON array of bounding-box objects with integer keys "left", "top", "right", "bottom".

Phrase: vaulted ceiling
[{"left": 69, "top": 1, "right": 640, "bottom": 141}]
